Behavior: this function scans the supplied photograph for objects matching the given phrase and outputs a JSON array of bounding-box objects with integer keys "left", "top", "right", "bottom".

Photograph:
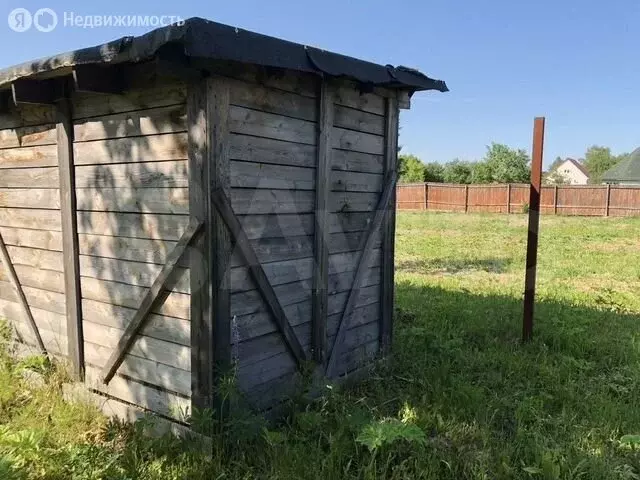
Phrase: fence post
[
  {"left": 523, "top": 117, "right": 545, "bottom": 343},
  {"left": 424, "top": 183, "right": 428, "bottom": 210},
  {"left": 553, "top": 185, "right": 558, "bottom": 215},
  {"left": 464, "top": 184, "right": 469, "bottom": 213},
  {"left": 506, "top": 184, "right": 511, "bottom": 213},
  {"left": 605, "top": 184, "right": 611, "bottom": 217}
]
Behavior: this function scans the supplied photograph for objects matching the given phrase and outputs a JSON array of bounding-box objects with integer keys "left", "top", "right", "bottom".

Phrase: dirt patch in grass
[{"left": 398, "top": 257, "right": 512, "bottom": 274}]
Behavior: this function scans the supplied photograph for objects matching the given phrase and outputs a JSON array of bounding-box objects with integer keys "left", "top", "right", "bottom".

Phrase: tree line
[{"left": 399, "top": 144, "right": 630, "bottom": 185}]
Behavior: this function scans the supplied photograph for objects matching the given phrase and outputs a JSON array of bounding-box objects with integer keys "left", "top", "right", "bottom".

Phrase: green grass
[{"left": 2, "top": 212, "right": 640, "bottom": 479}]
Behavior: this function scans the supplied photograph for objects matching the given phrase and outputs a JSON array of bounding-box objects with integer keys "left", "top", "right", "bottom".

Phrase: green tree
[
  {"left": 443, "top": 159, "right": 473, "bottom": 184},
  {"left": 470, "top": 161, "right": 492, "bottom": 184},
  {"left": 423, "top": 162, "right": 444, "bottom": 182},
  {"left": 482, "top": 143, "right": 530, "bottom": 183},
  {"left": 398, "top": 154, "right": 426, "bottom": 183},
  {"left": 583, "top": 146, "right": 624, "bottom": 184},
  {"left": 544, "top": 169, "right": 571, "bottom": 185}
]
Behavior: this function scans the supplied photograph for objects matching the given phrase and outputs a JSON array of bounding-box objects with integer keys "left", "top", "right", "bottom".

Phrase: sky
[{"left": 1, "top": 0, "right": 638, "bottom": 167}]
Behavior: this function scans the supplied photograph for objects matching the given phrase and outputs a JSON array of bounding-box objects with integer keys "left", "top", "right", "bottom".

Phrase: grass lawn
[{"left": 2, "top": 212, "right": 640, "bottom": 479}]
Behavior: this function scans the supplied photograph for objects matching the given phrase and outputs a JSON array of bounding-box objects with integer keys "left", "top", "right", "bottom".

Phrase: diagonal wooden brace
[
  {"left": 101, "top": 218, "right": 204, "bottom": 384},
  {"left": 0, "top": 231, "right": 47, "bottom": 355},
  {"left": 326, "top": 170, "right": 398, "bottom": 377},
  {"left": 211, "top": 188, "right": 307, "bottom": 366}
]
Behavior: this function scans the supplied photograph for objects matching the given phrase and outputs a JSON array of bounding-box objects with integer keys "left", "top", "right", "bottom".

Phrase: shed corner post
[
  {"left": 311, "top": 78, "right": 334, "bottom": 365},
  {"left": 188, "top": 76, "right": 232, "bottom": 428},
  {"left": 380, "top": 95, "right": 400, "bottom": 355},
  {"left": 311, "top": 77, "right": 335, "bottom": 365},
  {"left": 56, "top": 96, "right": 84, "bottom": 381}
]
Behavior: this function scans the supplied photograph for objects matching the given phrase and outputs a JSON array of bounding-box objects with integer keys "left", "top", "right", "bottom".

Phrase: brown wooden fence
[{"left": 397, "top": 183, "right": 640, "bottom": 216}]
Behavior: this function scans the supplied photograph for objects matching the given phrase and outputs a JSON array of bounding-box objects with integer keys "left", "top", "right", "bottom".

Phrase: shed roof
[
  {"left": 0, "top": 17, "right": 448, "bottom": 94},
  {"left": 602, "top": 148, "right": 640, "bottom": 182}
]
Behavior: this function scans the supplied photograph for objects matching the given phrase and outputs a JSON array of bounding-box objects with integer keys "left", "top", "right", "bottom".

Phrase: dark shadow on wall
[{"left": 72, "top": 80, "right": 191, "bottom": 422}]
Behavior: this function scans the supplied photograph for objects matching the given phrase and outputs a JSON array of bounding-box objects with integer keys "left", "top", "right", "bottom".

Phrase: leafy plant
[
  {"left": 620, "top": 434, "right": 640, "bottom": 448},
  {"left": 0, "top": 427, "right": 47, "bottom": 471},
  {"left": 356, "top": 419, "right": 426, "bottom": 452},
  {"left": 262, "top": 428, "right": 287, "bottom": 447},
  {"left": 0, "top": 456, "right": 23, "bottom": 480},
  {"left": 399, "top": 154, "right": 427, "bottom": 183},
  {"left": 15, "top": 355, "right": 49, "bottom": 376}
]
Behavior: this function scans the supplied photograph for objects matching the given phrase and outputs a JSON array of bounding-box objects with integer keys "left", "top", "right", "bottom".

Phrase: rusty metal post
[
  {"left": 522, "top": 117, "right": 545, "bottom": 343},
  {"left": 464, "top": 184, "right": 469, "bottom": 213},
  {"left": 424, "top": 183, "right": 428, "bottom": 210}
]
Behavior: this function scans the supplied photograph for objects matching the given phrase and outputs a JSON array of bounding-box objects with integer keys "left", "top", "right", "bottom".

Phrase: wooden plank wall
[
  {"left": 225, "top": 73, "right": 319, "bottom": 408},
  {"left": 0, "top": 104, "right": 68, "bottom": 356},
  {"left": 555, "top": 186, "right": 607, "bottom": 216},
  {"left": 225, "top": 74, "right": 388, "bottom": 409},
  {"left": 71, "top": 83, "right": 191, "bottom": 420},
  {"left": 610, "top": 186, "right": 640, "bottom": 216},
  {"left": 396, "top": 183, "right": 426, "bottom": 210},
  {"left": 467, "top": 184, "right": 509, "bottom": 213},
  {"left": 0, "top": 70, "right": 396, "bottom": 418},
  {"left": 327, "top": 84, "right": 386, "bottom": 377}
]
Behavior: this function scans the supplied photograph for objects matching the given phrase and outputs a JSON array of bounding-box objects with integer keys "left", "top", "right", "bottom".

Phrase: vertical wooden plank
[
  {"left": 188, "top": 80, "right": 213, "bottom": 415},
  {"left": 554, "top": 185, "right": 558, "bottom": 215},
  {"left": 380, "top": 96, "right": 399, "bottom": 354},
  {"left": 506, "top": 184, "right": 511, "bottom": 213},
  {"left": 605, "top": 184, "right": 611, "bottom": 217},
  {"left": 312, "top": 80, "right": 333, "bottom": 364},
  {"left": 522, "top": 117, "right": 545, "bottom": 343},
  {"left": 189, "top": 76, "right": 232, "bottom": 421},
  {"left": 207, "top": 77, "right": 232, "bottom": 412},
  {"left": 57, "top": 99, "right": 83, "bottom": 379}
]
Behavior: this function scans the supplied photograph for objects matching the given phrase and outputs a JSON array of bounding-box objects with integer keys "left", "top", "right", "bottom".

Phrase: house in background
[
  {"left": 602, "top": 147, "right": 640, "bottom": 185},
  {"left": 547, "top": 158, "right": 590, "bottom": 185}
]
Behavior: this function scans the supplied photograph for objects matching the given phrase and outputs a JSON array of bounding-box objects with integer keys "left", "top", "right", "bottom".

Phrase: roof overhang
[{"left": 0, "top": 18, "right": 448, "bottom": 98}]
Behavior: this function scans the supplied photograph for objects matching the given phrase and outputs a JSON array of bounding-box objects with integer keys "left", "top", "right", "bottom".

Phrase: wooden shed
[{"left": 0, "top": 18, "right": 447, "bottom": 426}]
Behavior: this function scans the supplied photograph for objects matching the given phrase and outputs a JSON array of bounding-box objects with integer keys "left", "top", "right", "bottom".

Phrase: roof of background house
[
  {"left": 0, "top": 17, "right": 448, "bottom": 94},
  {"left": 602, "top": 147, "right": 640, "bottom": 182},
  {"left": 556, "top": 158, "right": 590, "bottom": 177}
]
